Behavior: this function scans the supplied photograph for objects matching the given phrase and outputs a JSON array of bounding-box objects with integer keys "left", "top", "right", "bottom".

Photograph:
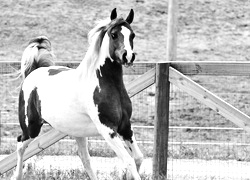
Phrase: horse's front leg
[
  {"left": 75, "top": 137, "right": 97, "bottom": 180},
  {"left": 97, "top": 124, "right": 141, "bottom": 180},
  {"left": 124, "top": 133, "right": 144, "bottom": 172},
  {"left": 88, "top": 105, "right": 141, "bottom": 180},
  {"left": 120, "top": 126, "right": 143, "bottom": 180}
]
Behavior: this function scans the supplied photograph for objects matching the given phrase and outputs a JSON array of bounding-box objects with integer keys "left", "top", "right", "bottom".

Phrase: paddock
[
  {"left": 1, "top": 61, "right": 250, "bottom": 179},
  {"left": 1, "top": 0, "right": 250, "bottom": 179}
]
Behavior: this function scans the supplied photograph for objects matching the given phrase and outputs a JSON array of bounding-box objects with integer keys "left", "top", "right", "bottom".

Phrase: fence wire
[{"left": 1, "top": 62, "right": 250, "bottom": 179}]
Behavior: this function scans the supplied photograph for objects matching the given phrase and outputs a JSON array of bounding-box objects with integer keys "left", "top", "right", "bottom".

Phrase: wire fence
[{"left": 1, "top": 62, "right": 250, "bottom": 179}]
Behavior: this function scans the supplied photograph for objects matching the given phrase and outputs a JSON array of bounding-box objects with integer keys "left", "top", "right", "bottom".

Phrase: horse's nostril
[{"left": 122, "top": 51, "right": 128, "bottom": 63}]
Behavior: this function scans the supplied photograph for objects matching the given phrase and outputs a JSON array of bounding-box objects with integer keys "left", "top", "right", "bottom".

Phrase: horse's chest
[{"left": 93, "top": 85, "right": 131, "bottom": 127}]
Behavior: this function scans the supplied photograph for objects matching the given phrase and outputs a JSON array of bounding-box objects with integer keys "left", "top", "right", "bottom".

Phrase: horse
[{"left": 13, "top": 8, "right": 143, "bottom": 180}]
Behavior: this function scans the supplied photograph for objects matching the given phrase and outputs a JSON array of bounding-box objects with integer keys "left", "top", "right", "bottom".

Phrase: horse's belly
[{"left": 42, "top": 110, "right": 99, "bottom": 137}]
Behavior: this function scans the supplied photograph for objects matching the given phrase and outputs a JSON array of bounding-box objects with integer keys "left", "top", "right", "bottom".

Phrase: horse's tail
[{"left": 21, "top": 36, "right": 55, "bottom": 78}]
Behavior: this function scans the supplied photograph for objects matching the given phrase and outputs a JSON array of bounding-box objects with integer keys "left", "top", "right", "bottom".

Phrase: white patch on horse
[
  {"left": 20, "top": 66, "right": 102, "bottom": 138},
  {"left": 121, "top": 26, "right": 133, "bottom": 61},
  {"left": 125, "top": 135, "right": 144, "bottom": 169},
  {"left": 96, "top": 32, "right": 111, "bottom": 77},
  {"left": 77, "top": 19, "right": 112, "bottom": 79}
]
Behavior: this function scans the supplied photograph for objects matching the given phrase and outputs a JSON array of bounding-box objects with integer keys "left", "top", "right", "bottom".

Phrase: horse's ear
[
  {"left": 126, "top": 9, "right": 134, "bottom": 24},
  {"left": 110, "top": 8, "right": 117, "bottom": 20}
]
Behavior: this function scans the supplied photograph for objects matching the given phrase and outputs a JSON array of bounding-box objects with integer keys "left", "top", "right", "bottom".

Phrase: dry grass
[
  {"left": 0, "top": 164, "right": 152, "bottom": 180},
  {"left": 0, "top": 0, "right": 250, "bottom": 63}
]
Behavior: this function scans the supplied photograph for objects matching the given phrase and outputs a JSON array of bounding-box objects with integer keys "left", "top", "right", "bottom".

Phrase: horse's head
[
  {"left": 89, "top": 8, "right": 136, "bottom": 67},
  {"left": 106, "top": 8, "right": 135, "bottom": 66}
]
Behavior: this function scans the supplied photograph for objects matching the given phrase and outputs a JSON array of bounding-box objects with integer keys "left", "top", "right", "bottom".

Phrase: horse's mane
[
  {"left": 88, "top": 18, "right": 110, "bottom": 45},
  {"left": 80, "top": 17, "right": 127, "bottom": 76},
  {"left": 88, "top": 17, "right": 128, "bottom": 55}
]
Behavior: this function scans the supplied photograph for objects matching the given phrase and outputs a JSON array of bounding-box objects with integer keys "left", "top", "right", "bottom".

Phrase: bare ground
[{"left": 1, "top": 155, "right": 250, "bottom": 180}]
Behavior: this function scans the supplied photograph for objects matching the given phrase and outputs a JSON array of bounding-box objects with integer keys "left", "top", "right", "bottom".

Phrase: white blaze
[{"left": 121, "top": 26, "right": 133, "bottom": 61}]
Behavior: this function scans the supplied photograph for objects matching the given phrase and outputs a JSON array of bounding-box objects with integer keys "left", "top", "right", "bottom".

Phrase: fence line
[
  {"left": 3, "top": 61, "right": 250, "bottom": 76},
  {"left": 2, "top": 61, "right": 250, "bottom": 178},
  {"left": 0, "top": 61, "right": 155, "bottom": 75},
  {"left": 0, "top": 122, "right": 245, "bottom": 131},
  {"left": 3, "top": 137, "right": 250, "bottom": 147}
]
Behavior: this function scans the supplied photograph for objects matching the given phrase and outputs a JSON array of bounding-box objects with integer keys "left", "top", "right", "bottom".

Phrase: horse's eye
[{"left": 111, "top": 33, "right": 118, "bottom": 39}]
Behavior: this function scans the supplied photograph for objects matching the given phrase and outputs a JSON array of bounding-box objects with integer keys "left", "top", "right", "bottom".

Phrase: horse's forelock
[
  {"left": 89, "top": 18, "right": 130, "bottom": 53},
  {"left": 88, "top": 18, "right": 110, "bottom": 44}
]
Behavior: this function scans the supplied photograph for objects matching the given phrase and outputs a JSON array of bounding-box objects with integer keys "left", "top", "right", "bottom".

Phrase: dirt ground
[
  {"left": 1, "top": 155, "right": 250, "bottom": 180},
  {"left": 0, "top": 0, "right": 250, "bottom": 63}
]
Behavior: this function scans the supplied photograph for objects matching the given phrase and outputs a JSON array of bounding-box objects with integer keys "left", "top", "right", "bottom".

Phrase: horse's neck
[
  {"left": 98, "top": 58, "right": 124, "bottom": 87},
  {"left": 76, "top": 51, "right": 103, "bottom": 80}
]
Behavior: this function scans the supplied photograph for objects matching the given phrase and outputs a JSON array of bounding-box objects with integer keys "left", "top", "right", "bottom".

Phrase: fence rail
[
  {"left": 171, "top": 61, "right": 250, "bottom": 76},
  {"left": 0, "top": 61, "right": 155, "bottom": 75},
  {"left": 2, "top": 61, "right": 250, "bottom": 76},
  {"left": 1, "top": 61, "right": 250, "bottom": 178},
  {"left": 0, "top": 61, "right": 156, "bottom": 174},
  {"left": 0, "top": 122, "right": 245, "bottom": 131}
]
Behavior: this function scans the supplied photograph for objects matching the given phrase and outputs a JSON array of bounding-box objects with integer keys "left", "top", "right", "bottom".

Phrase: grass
[
  {"left": 0, "top": 164, "right": 152, "bottom": 180},
  {"left": 2, "top": 159, "right": 250, "bottom": 180}
]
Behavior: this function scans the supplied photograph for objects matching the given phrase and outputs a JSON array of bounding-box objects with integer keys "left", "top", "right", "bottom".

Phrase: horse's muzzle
[{"left": 122, "top": 51, "right": 135, "bottom": 67}]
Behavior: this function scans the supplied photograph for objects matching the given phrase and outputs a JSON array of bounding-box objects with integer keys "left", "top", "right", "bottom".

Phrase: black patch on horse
[
  {"left": 27, "top": 87, "right": 43, "bottom": 138},
  {"left": 17, "top": 89, "right": 29, "bottom": 142},
  {"left": 17, "top": 87, "right": 44, "bottom": 142},
  {"left": 110, "top": 132, "right": 117, "bottom": 138},
  {"left": 93, "top": 58, "right": 133, "bottom": 141},
  {"left": 48, "top": 68, "right": 70, "bottom": 76}
]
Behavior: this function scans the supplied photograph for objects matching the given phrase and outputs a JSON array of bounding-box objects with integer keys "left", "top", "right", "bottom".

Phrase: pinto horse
[{"left": 13, "top": 8, "right": 143, "bottom": 180}]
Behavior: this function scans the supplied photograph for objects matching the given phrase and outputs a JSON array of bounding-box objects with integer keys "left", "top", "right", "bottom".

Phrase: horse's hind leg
[
  {"left": 12, "top": 138, "right": 34, "bottom": 180},
  {"left": 13, "top": 88, "right": 43, "bottom": 179},
  {"left": 13, "top": 117, "right": 41, "bottom": 180},
  {"left": 75, "top": 137, "right": 97, "bottom": 180}
]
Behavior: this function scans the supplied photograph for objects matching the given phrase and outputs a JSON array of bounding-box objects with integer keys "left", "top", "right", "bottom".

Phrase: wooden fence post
[
  {"left": 166, "top": 0, "right": 178, "bottom": 61},
  {"left": 153, "top": 0, "right": 178, "bottom": 178},
  {"left": 153, "top": 63, "right": 170, "bottom": 179}
]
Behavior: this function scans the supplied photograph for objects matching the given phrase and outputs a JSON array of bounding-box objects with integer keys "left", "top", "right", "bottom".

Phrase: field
[
  {"left": 1, "top": 0, "right": 250, "bottom": 179},
  {"left": 0, "top": 0, "right": 249, "bottom": 62}
]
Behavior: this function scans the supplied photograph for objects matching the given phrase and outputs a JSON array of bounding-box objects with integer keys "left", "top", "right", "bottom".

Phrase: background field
[
  {"left": 1, "top": 0, "right": 250, "bottom": 179},
  {"left": 0, "top": 0, "right": 250, "bottom": 63}
]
